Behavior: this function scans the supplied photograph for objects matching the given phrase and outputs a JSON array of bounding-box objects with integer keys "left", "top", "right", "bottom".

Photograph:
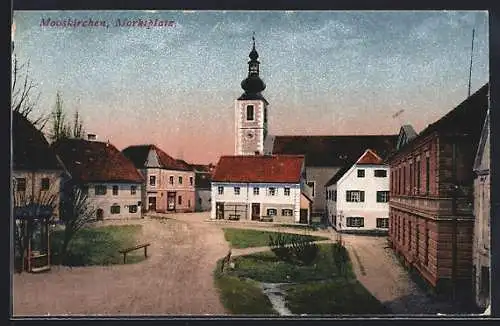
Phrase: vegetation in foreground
[
  {"left": 213, "top": 259, "right": 278, "bottom": 315},
  {"left": 222, "top": 228, "right": 328, "bottom": 249},
  {"left": 50, "top": 224, "right": 145, "bottom": 266},
  {"left": 214, "top": 243, "right": 388, "bottom": 315}
]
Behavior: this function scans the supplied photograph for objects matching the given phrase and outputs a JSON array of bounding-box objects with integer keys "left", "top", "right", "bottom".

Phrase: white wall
[
  {"left": 211, "top": 182, "right": 301, "bottom": 222},
  {"left": 86, "top": 182, "right": 143, "bottom": 219},
  {"left": 196, "top": 189, "right": 211, "bottom": 211},
  {"left": 336, "top": 164, "right": 390, "bottom": 231}
]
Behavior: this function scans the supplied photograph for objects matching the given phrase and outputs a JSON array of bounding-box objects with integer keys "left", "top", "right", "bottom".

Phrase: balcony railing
[{"left": 390, "top": 195, "right": 473, "bottom": 216}]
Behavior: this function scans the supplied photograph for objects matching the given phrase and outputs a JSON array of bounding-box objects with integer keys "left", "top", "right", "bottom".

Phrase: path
[{"left": 13, "top": 216, "right": 229, "bottom": 316}]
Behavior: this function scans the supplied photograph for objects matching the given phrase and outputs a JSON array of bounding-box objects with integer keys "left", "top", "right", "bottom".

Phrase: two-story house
[
  {"left": 387, "top": 83, "right": 489, "bottom": 301},
  {"left": 325, "top": 149, "right": 390, "bottom": 233},
  {"left": 122, "top": 145, "right": 195, "bottom": 213},
  {"left": 211, "top": 155, "right": 312, "bottom": 223},
  {"left": 52, "top": 138, "right": 144, "bottom": 220}
]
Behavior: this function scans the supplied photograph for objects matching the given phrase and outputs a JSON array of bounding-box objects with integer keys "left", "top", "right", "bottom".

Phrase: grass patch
[
  {"left": 229, "top": 244, "right": 355, "bottom": 283},
  {"left": 285, "top": 279, "right": 389, "bottom": 315},
  {"left": 277, "top": 224, "right": 319, "bottom": 231},
  {"left": 223, "top": 228, "right": 329, "bottom": 249},
  {"left": 50, "top": 224, "right": 145, "bottom": 266},
  {"left": 214, "top": 259, "right": 278, "bottom": 315}
]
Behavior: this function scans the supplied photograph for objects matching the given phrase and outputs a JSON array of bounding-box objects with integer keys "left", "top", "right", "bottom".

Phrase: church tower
[{"left": 235, "top": 34, "right": 269, "bottom": 155}]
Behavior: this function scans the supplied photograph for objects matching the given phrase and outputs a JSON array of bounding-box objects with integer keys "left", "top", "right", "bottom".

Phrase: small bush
[
  {"left": 331, "top": 241, "right": 350, "bottom": 278},
  {"left": 269, "top": 232, "right": 319, "bottom": 265}
]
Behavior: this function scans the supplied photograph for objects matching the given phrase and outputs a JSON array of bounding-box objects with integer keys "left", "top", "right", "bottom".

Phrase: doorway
[
  {"left": 216, "top": 202, "right": 224, "bottom": 219},
  {"left": 167, "top": 192, "right": 176, "bottom": 211},
  {"left": 148, "top": 196, "right": 157, "bottom": 212},
  {"left": 251, "top": 203, "right": 261, "bottom": 220},
  {"left": 300, "top": 209, "right": 308, "bottom": 224}
]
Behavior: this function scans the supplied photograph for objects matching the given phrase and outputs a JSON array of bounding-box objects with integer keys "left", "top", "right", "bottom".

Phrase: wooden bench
[
  {"left": 119, "top": 243, "right": 150, "bottom": 264},
  {"left": 228, "top": 214, "right": 240, "bottom": 221},
  {"left": 260, "top": 216, "right": 274, "bottom": 222}
]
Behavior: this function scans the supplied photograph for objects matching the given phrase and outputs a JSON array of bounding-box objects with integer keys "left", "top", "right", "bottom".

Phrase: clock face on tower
[{"left": 246, "top": 131, "right": 254, "bottom": 139}]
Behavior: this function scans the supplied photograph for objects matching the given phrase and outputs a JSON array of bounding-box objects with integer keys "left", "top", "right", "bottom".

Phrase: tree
[
  {"left": 58, "top": 182, "right": 96, "bottom": 264},
  {"left": 11, "top": 55, "right": 48, "bottom": 130},
  {"left": 48, "top": 92, "right": 86, "bottom": 143},
  {"left": 72, "top": 109, "right": 85, "bottom": 139}
]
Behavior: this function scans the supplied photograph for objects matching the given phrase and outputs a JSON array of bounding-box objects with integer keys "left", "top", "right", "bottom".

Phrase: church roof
[
  {"left": 272, "top": 135, "right": 398, "bottom": 167},
  {"left": 212, "top": 155, "right": 305, "bottom": 183}
]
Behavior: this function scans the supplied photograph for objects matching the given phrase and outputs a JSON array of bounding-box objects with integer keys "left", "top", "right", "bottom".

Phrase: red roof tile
[
  {"left": 52, "top": 139, "right": 144, "bottom": 183},
  {"left": 212, "top": 155, "right": 304, "bottom": 183},
  {"left": 356, "top": 149, "right": 383, "bottom": 165}
]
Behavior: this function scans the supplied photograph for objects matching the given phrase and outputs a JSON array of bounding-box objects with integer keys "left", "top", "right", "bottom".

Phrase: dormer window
[{"left": 246, "top": 105, "right": 254, "bottom": 121}]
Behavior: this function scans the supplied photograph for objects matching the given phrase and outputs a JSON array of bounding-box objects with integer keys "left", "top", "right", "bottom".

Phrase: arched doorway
[{"left": 96, "top": 208, "right": 104, "bottom": 220}]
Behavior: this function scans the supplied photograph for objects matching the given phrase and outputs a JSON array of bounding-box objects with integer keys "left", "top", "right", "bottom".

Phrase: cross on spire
[{"left": 252, "top": 32, "right": 255, "bottom": 48}]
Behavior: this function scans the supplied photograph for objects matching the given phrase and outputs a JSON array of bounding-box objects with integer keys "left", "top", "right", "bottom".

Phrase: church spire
[{"left": 241, "top": 33, "right": 266, "bottom": 94}]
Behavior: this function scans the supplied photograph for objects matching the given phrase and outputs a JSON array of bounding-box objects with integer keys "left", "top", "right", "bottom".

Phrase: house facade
[
  {"left": 12, "top": 111, "right": 67, "bottom": 219},
  {"left": 122, "top": 145, "right": 195, "bottom": 213},
  {"left": 52, "top": 138, "right": 144, "bottom": 220},
  {"left": 192, "top": 164, "right": 214, "bottom": 212},
  {"left": 325, "top": 149, "right": 390, "bottom": 233},
  {"left": 211, "top": 155, "right": 311, "bottom": 223},
  {"left": 387, "top": 83, "right": 489, "bottom": 300},
  {"left": 268, "top": 135, "right": 398, "bottom": 220},
  {"left": 472, "top": 109, "right": 490, "bottom": 310}
]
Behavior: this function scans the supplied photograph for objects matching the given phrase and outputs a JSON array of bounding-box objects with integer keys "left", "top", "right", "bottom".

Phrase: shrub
[
  {"left": 331, "top": 241, "right": 349, "bottom": 278},
  {"left": 268, "top": 232, "right": 319, "bottom": 265},
  {"left": 290, "top": 235, "right": 319, "bottom": 266}
]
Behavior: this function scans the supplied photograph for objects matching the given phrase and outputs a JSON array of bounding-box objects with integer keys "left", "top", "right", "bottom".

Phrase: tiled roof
[
  {"left": 212, "top": 155, "right": 304, "bottom": 183},
  {"left": 12, "top": 111, "right": 65, "bottom": 171},
  {"left": 52, "top": 139, "right": 143, "bottom": 183},
  {"left": 122, "top": 145, "right": 192, "bottom": 171},
  {"left": 272, "top": 135, "right": 398, "bottom": 167},
  {"left": 356, "top": 149, "right": 383, "bottom": 165}
]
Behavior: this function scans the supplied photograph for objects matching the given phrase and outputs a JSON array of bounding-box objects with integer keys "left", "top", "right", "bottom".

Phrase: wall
[
  {"left": 336, "top": 164, "right": 390, "bottom": 231},
  {"left": 235, "top": 99, "right": 265, "bottom": 155},
  {"left": 85, "top": 182, "right": 143, "bottom": 219},
  {"left": 12, "top": 170, "right": 63, "bottom": 219},
  {"left": 195, "top": 189, "right": 211, "bottom": 211},
  {"left": 326, "top": 184, "right": 337, "bottom": 227},
  {"left": 305, "top": 166, "right": 340, "bottom": 215}
]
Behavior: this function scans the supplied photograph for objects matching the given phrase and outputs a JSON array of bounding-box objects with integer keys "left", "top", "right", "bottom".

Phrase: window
[
  {"left": 416, "top": 222, "right": 420, "bottom": 258},
  {"left": 188, "top": 200, "right": 191, "bottom": 208},
  {"left": 189, "top": 176, "right": 193, "bottom": 186},
  {"left": 246, "top": 105, "right": 254, "bottom": 121},
  {"left": 41, "top": 178, "right": 50, "bottom": 190},
  {"left": 333, "top": 190, "right": 337, "bottom": 201},
  {"left": 346, "top": 217, "right": 364, "bottom": 227},
  {"left": 425, "top": 228, "right": 430, "bottom": 265},
  {"left": 480, "top": 266, "right": 490, "bottom": 298},
  {"left": 346, "top": 190, "right": 365, "bottom": 202},
  {"left": 284, "top": 187, "right": 290, "bottom": 196},
  {"left": 95, "top": 185, "right": 107, "bottom": 195},
  {"left": 376, "top": 191, "right": 390, "bottom": 203},
  {"left": 398, "top": 168, "right": 402, "bottom": 194},
  {"left": 403, "top": 166, "right": 406, "bottom": 194},
  {"left": 234, "top": 187, "right": 240, "bottom": 195},
  {"left": 149, "top": 176, "right": 156, "bottom": 186},
  {"left": 218, "top": 186, "right": 224, "bottom": 195},
  {"left": 112, "top": 185, "right": 119, "bottom": 195},
  {"left": 409, "top": 163, "right": 413, "bottom": 194},
  {"left": 110, "top": 204, "right": 120, "bottom": 214},
  {"left": 267, "top": 187, "right": 276, "bottom": 196},
  {"left": 282, "top": 209, "right": 293, "bottom": 216},
  {"left": 179, "top": 176, "right": 183, "bottom": 185},
  {"left": 267, "top": 208, "right": 277, "bottom": 216},
  {"left": 376, "top": 218, "right": 389, "bottom": 228},
  {"left": 130, "top": 185, "right": 137, "bottom": 195},
  {"left": 374, "top": 169, "right": 387, "bottom": 177},
  {"left": 129, "top": 205, "right": 138, "bottom": 213},
  {"left": 16, "top": 178, "right": 26, "bottom": 192},
  {"left": 357, "top": 169, "right": 365, "bottom": 178},
  {"left": 169, "top": 176, "right": 174, "bottom": 185},
  {"left": 306, "top": 181, "right": 315, "bottom": 197},
  {"left": 425, "top": 156, "right": 430, "bottom": 194},
  {"left": 417, "top": 160, "right": 421, "bottom": 193},
  {"left": 409, "top": 221, "right": 412, "bottom": 251},
  {"left": 178, "top": 196, "right": 182, "bottom": 205},
  {"left": 253, "top": 187, "right": 259, "bottom": 195}
]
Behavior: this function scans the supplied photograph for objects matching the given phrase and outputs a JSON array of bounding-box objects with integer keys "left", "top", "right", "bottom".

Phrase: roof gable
[
  {"left": 356, "top": 149, "right": 383, "bottom": 165},
  {"left": 212, "top": 155, "right": 304, "bottom": 183},
  {"left": 122, "top": 144, "right": 192, "bottom": 171},
  {"left": 145, "top": 147, "right": 161, "bottom": 168},
  {"left": 396, "top": 125, "right": 417, "bottom": 150}
]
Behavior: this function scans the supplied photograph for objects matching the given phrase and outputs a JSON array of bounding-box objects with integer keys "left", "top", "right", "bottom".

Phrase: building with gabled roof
[
  {"left": 387, "top": 83, "right": 489, "bottom": 302},
  {"left": 211, "top": 155, "right": 312, "bottom": 223},
  {"left": 325, "top": 149, "right": 390, "bottom": 233},
  {"left": 52, "top": 138, "right": 143, "bottom": 220},
  {"left": 122, "top": 144, "right": 195, "bottom": 213}
]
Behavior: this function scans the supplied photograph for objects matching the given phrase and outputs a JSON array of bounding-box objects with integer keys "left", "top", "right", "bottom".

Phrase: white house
[
  {"left": 473, "top": 109, "right": 490, "bottom": 310},
  {"left": 52, "top": 138, "right": 144, "bottom": 220},
  {"left": 325, "top": 149, "right": 390, "bottom": 233},
  {"left": 211, "top": 155, "right": 312, "bottom": 224}
]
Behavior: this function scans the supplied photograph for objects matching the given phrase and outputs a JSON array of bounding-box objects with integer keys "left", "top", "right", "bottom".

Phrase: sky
[{"left": 12, "top": 11, "right": 489, "bottom": 164}]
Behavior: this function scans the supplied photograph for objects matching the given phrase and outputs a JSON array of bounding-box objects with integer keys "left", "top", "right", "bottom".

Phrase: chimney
[{"left": 87, "top": 133, "right": 97, "bottom": 141}]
